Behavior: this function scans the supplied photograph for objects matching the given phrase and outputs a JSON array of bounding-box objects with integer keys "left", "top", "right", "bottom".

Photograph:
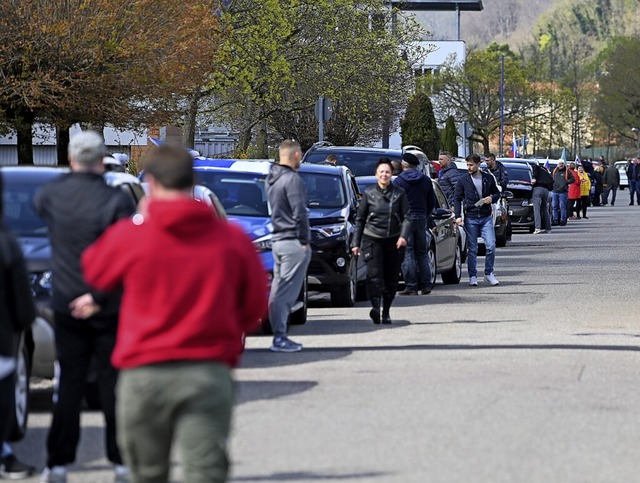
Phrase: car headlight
[
  {"left": 253, "top": 234, "right": 272, "bottom": 252},
  {"left": 314, "top": 224, "right": 346, "bottom": 238}
]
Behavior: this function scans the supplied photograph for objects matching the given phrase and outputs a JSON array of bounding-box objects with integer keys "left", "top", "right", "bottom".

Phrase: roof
[{"left": 386, "top": 0, "right": 483, "bottom": 11}]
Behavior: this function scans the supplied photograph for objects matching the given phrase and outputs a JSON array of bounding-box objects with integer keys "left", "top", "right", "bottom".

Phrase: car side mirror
[
  {"left": 503, "top": 190, "right": 514, "bottom": 200},
  {"left": 431, "top": 207, "right": 452, "bottom": 220}
]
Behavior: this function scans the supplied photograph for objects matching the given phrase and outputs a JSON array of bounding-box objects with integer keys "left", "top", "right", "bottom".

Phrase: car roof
[
  {"left": 305, "top": 146, "right": 404, "bottom": 156},
  {"left": 501, "top": 161, "right": 533, "bottom": 170},
  {"left": 1, "top": 166, "right": 69, "bottom": 181}
]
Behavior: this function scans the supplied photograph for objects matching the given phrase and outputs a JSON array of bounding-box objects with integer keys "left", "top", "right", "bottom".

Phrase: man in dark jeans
[
  {"left": 34, "top": 131, "right": 135, "bottom": 483},
  {"left": 393, "top": 152, "right": 436, "bottom": 295},
  {"left": 625, "top": 158, "right": 640, "bottom": 205}
]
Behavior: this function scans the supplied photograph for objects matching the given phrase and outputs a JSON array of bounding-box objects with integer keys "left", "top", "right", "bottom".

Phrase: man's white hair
[{"left": 68, "top": 131, "right": 106, "bottom": 166}]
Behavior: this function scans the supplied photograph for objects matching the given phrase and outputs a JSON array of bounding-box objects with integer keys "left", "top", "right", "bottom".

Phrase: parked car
[
  {"left": 454, "top": 160, "right": 511, "bottom": 247},
  {"left": 355, "top": 177, "right": 464, "bottom": 286},
  {"left": 615, "top": 160, "right": 629, "bottom": 190},
  {"left": 193, "top": 162, "right": 307, "bottom": 332},
  {"left": 502, "top": 162, "right": 535, "bottom": 233},
  {"left": 1, "top": 166, "right": 145, "bottom": 439},
  {"left": 302, "top": 143, "right": 436, "bottom": 179}
]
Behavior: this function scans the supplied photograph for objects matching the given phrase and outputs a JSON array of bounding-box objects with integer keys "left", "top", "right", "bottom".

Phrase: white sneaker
[
  {"left": 40, "top": 466, "right": 67, "bottom": 483},
  {"left": 533, "top": 228, "right": 545, "bottom": 234},
  {"left": 484, "top": 273, "right": 500, "bottom": 286},
  {"left": 469, "top": 276, "right": 478, "bottom": 286},
  {"left": 115, "top": 465, "right": 130, "bottom": 483}
]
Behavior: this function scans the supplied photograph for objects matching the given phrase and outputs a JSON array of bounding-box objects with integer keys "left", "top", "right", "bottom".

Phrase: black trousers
[
  {"left": 362, "top": 235, "right": 405, "bottom": 305},
  {"left": 46, "top": 312, "right": 122, "bottom": 467},
  {"left": 0, "top": 372, "right": 13, "bottom": 443}
]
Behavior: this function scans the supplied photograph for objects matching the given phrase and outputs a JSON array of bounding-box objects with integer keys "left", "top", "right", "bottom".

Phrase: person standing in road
[
  {"left": 74, "top": 144, "right": 267, "bottom": 483},
  {"left": 0, "top": 173, "right": 36, "bottom": 481},
  {"left": 602, "top": 161, "right": 620, "bottom": 206},
  {"left": 352, "top": 158, "right": 410, "bottom": 324},
  {"left": 577, "top": 164, "right": 592, "bottom": 219},
  {"left": 438, "top": 151, "right": 462, "bottom": 206},
  {"left": 625, "top": 158, "right": 640, "bottom": 205},
  {"left": 393, "top": 152, "right": 436, "bottom": 296},
  {"left": 454, "top": 154, "right": 501, "bottom": 286},
  {"left": 265, "top": 140, "right": 311, "bottom": 352},
  {"left": 551, "top": 160, "right": 574, "bottom": 226},
  {"left": 567, "top": 162, "right": 582, "bottom": 220},
  {"left": 531, "top": 164, "right": 553, "bottom": 234},
  {"left": 34, "top": 131, "right": 135, "bottom": 483},
  {"left": 485, "top": 153, "right": 509, "bottom": 192}
]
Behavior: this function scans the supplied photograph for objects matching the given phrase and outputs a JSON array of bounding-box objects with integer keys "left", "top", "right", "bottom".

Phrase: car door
[{"left": 431, "top": 182, "right": 456, "bottom": 270}]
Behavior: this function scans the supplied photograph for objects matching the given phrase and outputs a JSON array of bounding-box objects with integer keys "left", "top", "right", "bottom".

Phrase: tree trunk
[
  {"left": 238, "top": 126, "right": 252, "bottom": 153},
  {"left": 56, "top": 124, "right": 70, "bottom": 166},
  {"left": 482, "top": 137, "right": 490, "bottom": 156},
  {"left": 256, "top": 118, "right": 268, "bottom": 158},
  {"left": 182, "top": 89, "right": 201, "bottom": 149},
  {"left": 15, "top": 112, "right": 35, "bottom": 166}
]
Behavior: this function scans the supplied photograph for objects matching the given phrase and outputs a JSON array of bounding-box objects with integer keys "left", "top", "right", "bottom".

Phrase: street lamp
[{"left": 632, "top": 127, "right": 640, "bottom": 156}]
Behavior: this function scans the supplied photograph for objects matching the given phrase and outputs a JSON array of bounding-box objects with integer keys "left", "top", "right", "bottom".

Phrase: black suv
[
  {"left": 299, "top": 163, "right": 365, "bottom": 306},
  {"left": 302, "top": 144, "right": 436, "bottom": 179},
  {"left": 502, "top": 162, "right": 535, "bottom": 233}
]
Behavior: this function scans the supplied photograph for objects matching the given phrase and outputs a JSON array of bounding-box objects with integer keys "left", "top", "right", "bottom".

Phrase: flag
[
  {"left": 511, "top": 135, "right": 518, "bottom": 158},
  {"left": 560, "top": 147, "right": 566, "bottom": 161},
  {"left": 544, "top": 156, "right": 550, "bottom": 170},
  {"left": 575, "top": 154, "right": 580, "bottom": 165}
]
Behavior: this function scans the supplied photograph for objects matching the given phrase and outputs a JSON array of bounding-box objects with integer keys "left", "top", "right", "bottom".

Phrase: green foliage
[
  {"left": 441, "top": 116, "right": 458, "bottom": 156},
  {"left": 401, "top": 93, "right": 439, "bottom": 160}
]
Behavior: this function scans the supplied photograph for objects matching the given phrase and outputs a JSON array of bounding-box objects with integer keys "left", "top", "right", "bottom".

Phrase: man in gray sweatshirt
[{"left": 265, "top": 140, "right": 311, "bottom": 352}]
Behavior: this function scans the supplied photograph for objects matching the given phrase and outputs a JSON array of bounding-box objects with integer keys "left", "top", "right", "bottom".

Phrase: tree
[
  {"left": 0, "top": 0, "right": 221, "bottom": 164},
  {"left": 424, "top": 43, "right": 534, "bottom": 155},
  {"left": 400, "top": 93, "right": 440, "bottom": 159},
  {"left": 441, "top": 115, "right": 459, "bottom": 156}
]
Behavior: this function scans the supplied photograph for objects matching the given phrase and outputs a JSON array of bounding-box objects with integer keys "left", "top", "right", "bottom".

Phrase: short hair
[
  {"left": 279, "top": 139, "right": 301, "bottom": 160},
  {"left": 325, "top": 154, "right": 338, "bottom": 164},
  {"left": 486, "top": 153, "right": 496, "bottom": 161},
  {"left": 439, "top": 151, "right": 452, "bottom": 160},
  {"left": 377, "top": 157, "right": 394, "bottom": 172},
  {"left": 466, "top": 154, "right": 481, "bottom": 164},
  {"left": 68, "top": 131, "right": 106, "bottom": 167},
  {"left": 142, "top": 145, "right": 194, "bottom": 190}
]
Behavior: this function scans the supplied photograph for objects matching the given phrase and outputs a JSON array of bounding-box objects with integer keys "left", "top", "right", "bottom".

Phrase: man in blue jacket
[
  {"left": 393, "top": 152, "right": 436, "bottom": 295},
  {"left": 454, "top": 154, "right": 501, "bottom": 286}
]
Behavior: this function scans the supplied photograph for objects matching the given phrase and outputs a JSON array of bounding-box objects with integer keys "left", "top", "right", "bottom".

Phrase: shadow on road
[
  {"left": 236, "top": 380, "right": 318, "bottom": 405},
  {"left": 240, "top": 348, "right": 352, "bottom": 369},
  {"left": 231, "top": 470, "right": 392, "bottom": 481},
  {"left": 282, "top": 343, "right": 640, "bottom": 353}
]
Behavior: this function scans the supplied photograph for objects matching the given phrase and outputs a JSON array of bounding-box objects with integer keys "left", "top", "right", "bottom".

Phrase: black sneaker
[
  {"left": 0, "top": 454, "right": 35, "bottom": 480},
  {"left": 420, "top": 286, "right": 432, "bottom": 295},
  {"left": 369, "top": 307, "right": 381, "bottom": 324},
  {"left": 270, "top": 337, "right": 302, "bottom": 352},
  {"left": 398, "top": 289, "right": 418, "bottom": 296}
]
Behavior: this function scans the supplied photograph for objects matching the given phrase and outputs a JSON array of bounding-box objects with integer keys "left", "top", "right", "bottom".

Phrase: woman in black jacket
[
  {"left": 0, "top": 172, "right": 36, "bottom": 477},
  {"left": 351, "top": 158, "right": 411, "bottom": 324}
]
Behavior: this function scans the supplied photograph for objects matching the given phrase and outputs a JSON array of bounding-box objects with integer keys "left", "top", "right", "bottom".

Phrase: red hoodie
[{"left": 81, "top": 198, "right": 267, "bottom": 369}]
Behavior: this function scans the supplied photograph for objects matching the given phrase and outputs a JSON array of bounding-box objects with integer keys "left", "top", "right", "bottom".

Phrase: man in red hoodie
[{"left": 73, "top": 145, "right": 268, "bottom": 483}]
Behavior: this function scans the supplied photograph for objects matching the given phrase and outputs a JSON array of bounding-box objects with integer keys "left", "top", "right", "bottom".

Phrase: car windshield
[
  {"left": 195, "top": 171, "right": 269, "bottom": 217},
  {"left": 3, "top": 180, "right": 48, "bottom": 237},
  {"left": 505, "top": 167, "right": 532, "bottom": 183},
  {"left": 305, "top": 151, "right": 401, "bottom": 177},
  {"left": 300, "top": 172, "right": 347, "bottom": 209}
]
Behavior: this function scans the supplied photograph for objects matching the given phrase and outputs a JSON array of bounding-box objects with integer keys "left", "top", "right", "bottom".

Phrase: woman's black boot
[
  {"left": 369, "top": 297, "right": 381, "bottom": 324},
  {"left": 382, "top": 296, "right": 392, "bottom": 324}
]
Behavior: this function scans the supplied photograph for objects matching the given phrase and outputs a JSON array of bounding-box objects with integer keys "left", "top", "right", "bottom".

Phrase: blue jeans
[
  {"left": 551, "top": 191, "right": 568, "bottom": 224},
  {"left": 532, "top": 186, "right": 550, "bottom": 230},
  {"left": 401, "top": 216, "right": 431, "bottom": 290},
  {"left": 464, "top": 215, "right": 495, "bottom": 278}
]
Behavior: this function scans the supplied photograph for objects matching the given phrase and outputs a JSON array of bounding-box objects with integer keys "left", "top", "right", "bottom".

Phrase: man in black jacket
[
  {"left": 265, "top": 140, "right": 311, "bottom": 353},
  {"left": 438, "top": 151, "right": 462, "bottom": 205},
  {"left": 485, "top": 153, "right": 509, "bottom": 192},
  {"left": 551, "top": 160, "right": 574, "bottom": 226},
  {"left": 531, "top": 164, "right": 554, "bottom": 234},
  {"left": 34, "top": 131, "right": 134, "bottom": 483},
  {"left": 454, "top": 154, "right": 501, "bottom": 286},
  {"left": 393, "top": 152, "right": 436, "bottom": 295}
]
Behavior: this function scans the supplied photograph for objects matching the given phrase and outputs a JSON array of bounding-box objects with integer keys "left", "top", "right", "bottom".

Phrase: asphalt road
[{"left": 14, "top": 202, "right": 640, "bottom": 483}]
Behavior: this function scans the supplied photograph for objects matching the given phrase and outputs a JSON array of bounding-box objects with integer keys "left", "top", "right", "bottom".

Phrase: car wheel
[
  {"left": 7, "top": 335, "right": 30, "bottom": 441},
  {"left": 330, "top": 261, "right": 356, "bottom": 307},
  {"left": 428, "top": 243, "right": 437, "bottom": 287},
  {"left": 289, "top": 276, "right": 308, "bottom": 325},
  {"left": 441, "top": 242, "right": 462, "bottom": 285}
]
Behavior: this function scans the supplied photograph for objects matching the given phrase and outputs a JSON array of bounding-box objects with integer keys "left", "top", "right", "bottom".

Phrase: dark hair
[
  {"left": 486, "top": 153, "right": 496, "bottom": 161},
  {"left": 465, "top": 154, "right": 481, "bottom": 164},
  {"left": 377, "top": 157, "right": 394, "bottom": 171},
  {"left": 142, "top": 145, "right": 194, "bottom": 190},
  {"left": 325, "top": 154, "right": 338, "bottom": 163}
]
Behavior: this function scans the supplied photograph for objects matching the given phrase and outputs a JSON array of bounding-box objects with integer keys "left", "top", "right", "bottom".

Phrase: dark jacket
[
  {"left": 453, "top": 171, "right": 500, "bottom": 219},
  {"left": 439, "top": 163, "right": 462, "bottom": 205},
  {"left": 551, "top": 167, "right": 575, "bottom": 193},
  {"left": 625, "top": 162, "right": 640, "bottom": 182},
  {"left": 532, "top": 164, "right": 554, "bottom": 190},
  {"left": 33, "top": 172, "right": 135, "bottom": 316},
  {"left": 265, "top": 164, "right": 310, "bottom": 245},
  {"left": 603, "top": 165, "right": 620, "bottom": 187},
  {"left": 0, "top": 228, "right": 36, "bottom": 358},
  {"left": 489, "top": 161, "right": 509, "bottom": 191},
  {"left": 352, "top": 183, "right": 411, "bottom": 248},
  {"left": 393, "top": 168, "right": 436, "bottom": 217}
]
